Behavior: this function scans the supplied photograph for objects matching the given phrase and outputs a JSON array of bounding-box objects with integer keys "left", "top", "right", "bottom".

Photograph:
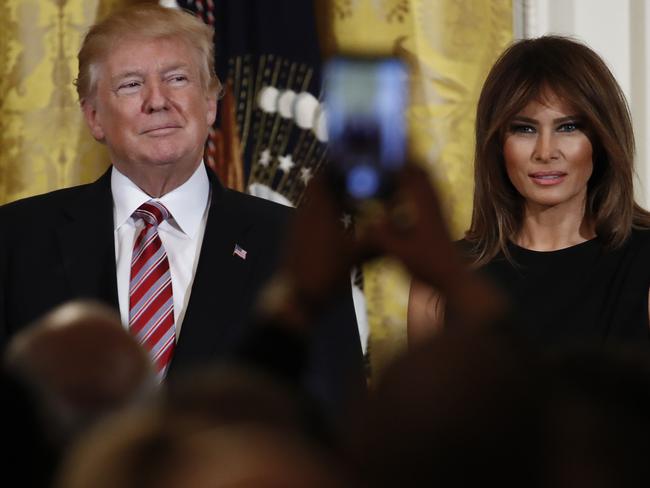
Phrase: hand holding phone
[{"left": 323, "top": 56, "right": 409, "bottom": 209}]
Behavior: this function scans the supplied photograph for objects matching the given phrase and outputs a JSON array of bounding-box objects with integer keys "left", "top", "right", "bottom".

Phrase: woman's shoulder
[
  {"left": 453, "top": 238, "right": 476, "bottom": 262},
  {"left": 593, "top": 229, "right": 650, "bottom": 279},
  {"left": 629, "top": 227, "right": 650, "bottom": 240},
  {"left": 622, "top": 227, "right": 650, "bottom": 256},
  {"left": 452, "top": 237, "right": 504, "bottom": 268},
  {"left": 613, "top": 227, "right": 650, "bottom": 251}
]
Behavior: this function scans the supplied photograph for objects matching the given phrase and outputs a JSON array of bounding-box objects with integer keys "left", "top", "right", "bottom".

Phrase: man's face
[{"left": 82, "top": 36, "right": 217, "bottom": 181}]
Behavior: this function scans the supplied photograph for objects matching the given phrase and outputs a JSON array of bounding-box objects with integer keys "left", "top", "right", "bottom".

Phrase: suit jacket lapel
[
  {"left": 56, "top": 168, "right": 119, "bottom": 308},
  {"left": 170, "top": 169, "right": 255, "bottom": 372}
]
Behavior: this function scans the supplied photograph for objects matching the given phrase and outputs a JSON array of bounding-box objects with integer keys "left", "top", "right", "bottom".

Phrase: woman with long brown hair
[{"left": 409, "top": 35, "right": 650, "bottom": 347}]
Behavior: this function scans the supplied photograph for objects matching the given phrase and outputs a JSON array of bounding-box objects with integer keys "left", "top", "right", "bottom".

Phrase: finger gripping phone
[{"left": 323, "top": 55, "right": 409, "bottom": 208}]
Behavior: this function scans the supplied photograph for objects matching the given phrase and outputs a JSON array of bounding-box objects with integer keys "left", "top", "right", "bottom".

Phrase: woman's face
[{"left": 503, "top": 91, "right": 593, "bottom": 216}]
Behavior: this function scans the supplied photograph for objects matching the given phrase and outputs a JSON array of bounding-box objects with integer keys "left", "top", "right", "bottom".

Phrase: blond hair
[{"left": 76, "top": 4, "right": 221, "bottom": 102}]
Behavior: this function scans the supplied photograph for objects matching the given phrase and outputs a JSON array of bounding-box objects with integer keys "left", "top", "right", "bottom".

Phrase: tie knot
[{"left": 133, "top": 200, "right": 170, "bottom": 227}]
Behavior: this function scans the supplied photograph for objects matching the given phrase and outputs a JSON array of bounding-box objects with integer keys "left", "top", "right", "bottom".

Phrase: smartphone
[{"left": 323, "top": 55, "right": 409, "bottom": 207}]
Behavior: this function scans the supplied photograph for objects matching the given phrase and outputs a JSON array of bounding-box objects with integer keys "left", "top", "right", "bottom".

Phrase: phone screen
[{"left": 323, "top": 56, "right": 408, "bottom": 204}]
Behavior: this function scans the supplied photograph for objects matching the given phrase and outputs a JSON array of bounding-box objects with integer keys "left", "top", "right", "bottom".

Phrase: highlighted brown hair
[{"left": 466, "top": 35, "right": 650, "bottom": 265}]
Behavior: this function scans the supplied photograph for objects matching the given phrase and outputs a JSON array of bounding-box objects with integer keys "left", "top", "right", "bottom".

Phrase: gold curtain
[
  {"left": 0, "top": 0, "right": 138, "bottom": 205},
  {"left": 320, "top": 0, "right": 512, "bottom": 379}
]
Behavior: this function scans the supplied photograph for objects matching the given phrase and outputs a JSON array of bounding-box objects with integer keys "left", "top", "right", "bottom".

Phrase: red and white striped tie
[{"left": 129, "top": 200, "right": 175, "bottom": 381}]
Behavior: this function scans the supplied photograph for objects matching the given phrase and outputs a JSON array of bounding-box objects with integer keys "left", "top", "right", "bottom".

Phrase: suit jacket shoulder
[
  {"left": 0, "top": 179, "right": 101, "bottom": 224},
  {"left": 0, "top": 170, "right": 116, "bottom": 345}
]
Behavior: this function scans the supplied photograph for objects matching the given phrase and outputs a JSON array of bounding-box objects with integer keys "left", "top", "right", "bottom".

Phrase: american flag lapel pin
[{"left": 233, "top": 244, "right": 247, "bottom": 260}]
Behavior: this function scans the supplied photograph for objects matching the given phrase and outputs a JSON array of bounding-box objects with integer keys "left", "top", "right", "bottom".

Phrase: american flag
[{"left": 233, "top": 244, "right": 247, "bottom": 260}]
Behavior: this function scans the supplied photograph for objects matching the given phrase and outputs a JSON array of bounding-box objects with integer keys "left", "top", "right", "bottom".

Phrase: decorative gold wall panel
[{"left": 0, "top": 0, "right": 133, "bottom": 204}]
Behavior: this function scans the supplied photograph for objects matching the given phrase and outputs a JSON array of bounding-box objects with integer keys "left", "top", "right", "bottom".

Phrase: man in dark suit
[{"left": 0, "top": 4, "right": 363, "bottom": 417}]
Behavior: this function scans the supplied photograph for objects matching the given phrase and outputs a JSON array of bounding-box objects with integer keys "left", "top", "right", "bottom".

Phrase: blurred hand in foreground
[{"left": 263, "top": 164, "right": 508, "bottom": 332}]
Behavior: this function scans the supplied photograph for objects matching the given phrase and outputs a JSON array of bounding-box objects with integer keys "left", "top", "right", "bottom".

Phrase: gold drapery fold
[
  {"left": 320, "top": 0, "right": 512, "bottom": 378},
  {"left": 0, "top": 0, "right": 136, "bottom": 205}
]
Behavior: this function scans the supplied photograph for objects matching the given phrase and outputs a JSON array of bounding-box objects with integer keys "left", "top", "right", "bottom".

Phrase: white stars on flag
[
  {"left": 278, "top": 154, "right": 295, "bottom": 174},
  {"left": 299, "top": 167, "right": 313, "bottom": 186},
  {"left": 258, "top": 149, "right": 271, "bottom": 167}
]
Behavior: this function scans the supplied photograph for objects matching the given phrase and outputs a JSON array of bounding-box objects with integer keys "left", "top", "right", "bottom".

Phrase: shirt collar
[{"left": 112, "top": 163, "right": 210, "bottom": 239}]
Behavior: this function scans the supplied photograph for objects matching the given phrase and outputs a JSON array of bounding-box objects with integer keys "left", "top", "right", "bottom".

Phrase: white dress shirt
[{"left": 112, "top": 163, "right": 210, "bottom": 337}]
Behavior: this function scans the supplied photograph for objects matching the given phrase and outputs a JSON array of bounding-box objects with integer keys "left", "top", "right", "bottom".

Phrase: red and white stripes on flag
[
  {"left": 233, "top": 243, "right": 247, "bottom": 260},
  {"left": 129, "top": 200, "right": 175, "bottom": 381}
]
